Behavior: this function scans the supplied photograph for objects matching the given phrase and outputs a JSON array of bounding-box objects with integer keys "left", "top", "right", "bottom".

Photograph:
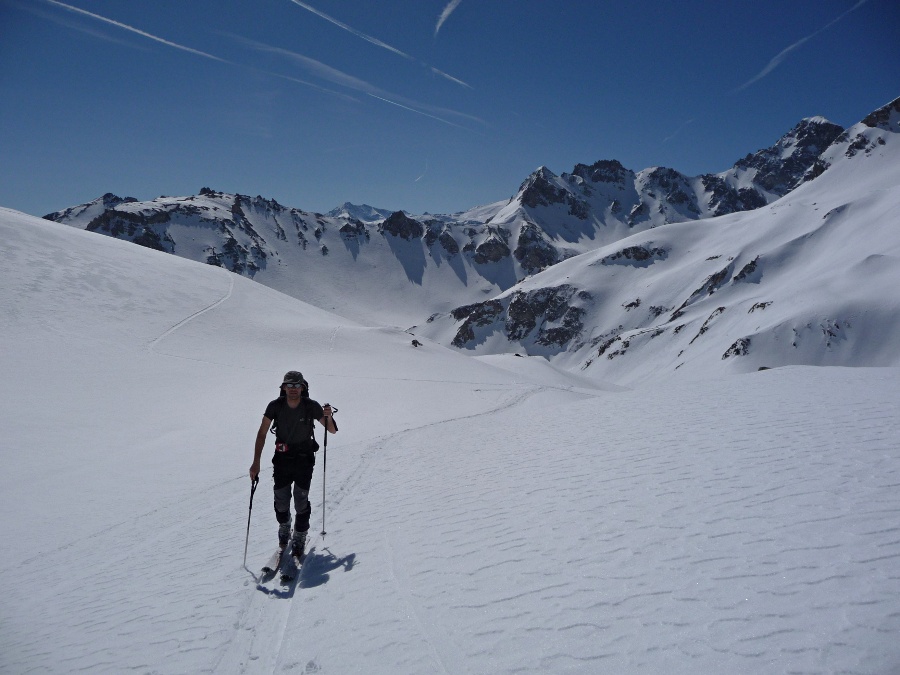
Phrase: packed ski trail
[{"left": 219, "top": 383, "right": 554, "bottom": 674}]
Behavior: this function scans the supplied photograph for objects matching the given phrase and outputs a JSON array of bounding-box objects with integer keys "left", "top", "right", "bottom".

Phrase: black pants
[{"left": 272, "top": 453, "right": 315, "bottom": 532}]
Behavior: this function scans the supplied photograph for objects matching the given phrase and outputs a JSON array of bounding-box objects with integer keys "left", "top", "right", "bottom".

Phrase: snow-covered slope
[
  {"left": 2, "top": 207, "right": 900, "bottom": 673},
  {"left": 43, "top": 188, "right": 517, "bottom": 327},
  {"left": 0, "top": 207, "right": 541, "bottom": 561},
  {"left": 420, "top": 98, "right": 900, "bottom": 385}
]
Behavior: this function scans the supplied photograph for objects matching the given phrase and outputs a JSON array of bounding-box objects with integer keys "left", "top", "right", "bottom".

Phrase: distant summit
[{"left": 326, "top": 202, "right": 393, "bottom": 223}]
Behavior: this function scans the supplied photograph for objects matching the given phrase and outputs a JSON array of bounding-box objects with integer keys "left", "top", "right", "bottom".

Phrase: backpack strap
[{"left": 268, "top": 398, "right": 316, "bottom": 439}]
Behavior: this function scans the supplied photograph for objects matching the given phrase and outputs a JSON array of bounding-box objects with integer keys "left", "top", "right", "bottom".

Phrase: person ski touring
[{"left": 250, "top": 371, "right": 337, "bottom": 560}]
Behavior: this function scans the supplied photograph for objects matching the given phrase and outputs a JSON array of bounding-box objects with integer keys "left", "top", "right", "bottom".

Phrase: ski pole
[
  {"left": 321, "top": 405, "right": 338, "bottom": 538},
  {"left": 321, "top": 426, "right": 327, "bottom": 538},
  {"left": 243, "top": 475, "right": 259, "bottom": 567}
]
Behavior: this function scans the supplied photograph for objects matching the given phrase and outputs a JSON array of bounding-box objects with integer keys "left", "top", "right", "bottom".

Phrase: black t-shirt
[{"left": 264, "top": 397, "right": 324, "bottom": 445}]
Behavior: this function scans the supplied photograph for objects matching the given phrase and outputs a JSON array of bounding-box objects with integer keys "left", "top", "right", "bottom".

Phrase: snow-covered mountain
[
  {"left": 325, "top": 202, "right": 394, "bottom": 223},
  {"left": 481, "top": 115, "right": 843, "bottom": 273},
  {"left": 419, "top": 97, "right": 900, "bottom": 384},
  {"left": 44, "top": 186, "right": 530, "bottom": 326},
  {"left": 44, "top": 107, "right": 849, "bottom": 328}
]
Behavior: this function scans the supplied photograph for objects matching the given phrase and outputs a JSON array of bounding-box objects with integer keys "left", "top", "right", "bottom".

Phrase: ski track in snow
[
  {"left": 215, "top": 383, "right": 550, "bottom": 675},
  {"left": 148, "top": 268, "right": 235, "bottom": 354}
]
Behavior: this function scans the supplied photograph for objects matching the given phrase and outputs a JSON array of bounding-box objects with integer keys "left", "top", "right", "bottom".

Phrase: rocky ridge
[
  {"left": 416, "top": 97, "right": 900, "bottom": 385},
  {"left": 47, "top": 115, "right": 845, "bottom": 290}
]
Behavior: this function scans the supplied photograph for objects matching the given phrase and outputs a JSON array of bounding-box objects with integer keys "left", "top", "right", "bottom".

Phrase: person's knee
[
  {"left": 293, "top": 488, "right": 309, "bottom": 513},
  {"left": 274, "top": 485, "right": 292, "bottom": 516}
]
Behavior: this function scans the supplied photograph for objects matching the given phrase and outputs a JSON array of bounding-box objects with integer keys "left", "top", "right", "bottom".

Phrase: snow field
[{"left": 1, "top": 208, "right": 899, "bottom": 674}]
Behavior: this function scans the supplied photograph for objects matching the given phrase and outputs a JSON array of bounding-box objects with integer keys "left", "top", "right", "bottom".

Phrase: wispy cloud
[
  {"left": 264, "top": 71, "right": 360, "bottom": 103},
  {"left": 286, "top": 0, "right": 471, "bottom": 89},
  {"left": 231, "top": 35, "right": 484, "bottom": 130},
  {"left": 8, "top": 0, "right": 138, "bottom": 49},
  {"left": 735, "top": 0, "right": 870, "bottom": 92},
  {"left": 31, "top": 1, "right": 479, "bottom": 129},
  {"left": 33, "top": 2, "right": 358, "bottom": 103},
  {"left": 40, "top": 0, "right": 230, "bottom": 64},
  {"left": 235, "top": 36, "right": 381, "bottom": 95},
  {"left": 435, "top": 0, "right": 462, "bottom": 37}
]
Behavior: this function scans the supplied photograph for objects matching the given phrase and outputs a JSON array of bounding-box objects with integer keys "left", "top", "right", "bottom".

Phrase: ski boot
[
  {"left": 291, "top": 530, "right": 307, "bottom": 560},
  {"left": 278, "top": 521, "right": 291, "bottom": 550}
]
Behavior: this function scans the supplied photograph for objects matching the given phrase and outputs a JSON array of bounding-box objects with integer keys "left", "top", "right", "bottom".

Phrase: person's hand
[
  {"left": 249, "top": 461, "right": 260, "bottom": 481},
  {"left": 323, "top": 404, "right": 333, "bottom": 418}
]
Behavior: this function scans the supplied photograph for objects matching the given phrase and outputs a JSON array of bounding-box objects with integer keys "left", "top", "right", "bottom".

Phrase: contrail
[
  {"left": 234, "top": 35, "right": 384, "bottom": 95},
  {"left": 287, "top": 0, "right": 471, "bottom": 89},
  {"left": 415, "top": 161, "right": 429, "bottom": 182},
  {"left": 435, "top": 0, "right": 462, "bottom": 37},
  {"left": 431, "top": 66, "right": 472, "bottom": 89},
  {"left": 367, "top": 94, "right": 466, "bottom": 130},
  {"left": 663, "top": 119, "right": 694, "bottom": 144},
  {"left": 287, "top": 0, "right": 413, "bottom": 60},
  {"left": 41, "top": 0, "right": 229, "bottom": 64},
  {"left": 36, "top": 2, "right": 479, "bottom": 129},
  {"left": 37, "top": 2, "right": 356, "bottom": 102},
  {"left": 735, "top": 0, "right": 870, "bottom": 92}
]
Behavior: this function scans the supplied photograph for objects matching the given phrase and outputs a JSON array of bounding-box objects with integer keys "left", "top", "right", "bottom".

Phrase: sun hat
[{"left": 282, "top": 371, "right": 308, "bottom": 388}]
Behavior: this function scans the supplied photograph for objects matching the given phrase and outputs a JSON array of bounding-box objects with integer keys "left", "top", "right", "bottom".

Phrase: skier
[{"left": 250, "top": 371, "right": 337, "bottom": 559}]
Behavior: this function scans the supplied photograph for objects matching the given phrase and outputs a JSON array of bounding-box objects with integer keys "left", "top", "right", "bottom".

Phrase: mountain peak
[
  {"left": 861, "top": 96, "right": 900, "bottom": 132},
  {"left": 569, "top": 159, "right": 634, "bottom": 184},
  {"left": 326, "top": 202, "right": 392, "bottom": 223},
  {"left": 731, "top": 116, "right": 844, "bottom": 196},
  {"left": 517, "top": 167, "right": 567, "bottom": 209}
]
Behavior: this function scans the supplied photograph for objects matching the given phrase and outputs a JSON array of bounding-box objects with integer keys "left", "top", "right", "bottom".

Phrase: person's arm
[
  {"left": 319, "top": 404, "right": 337, "bottom": 434},
  {"left": 250, "top": 416, "right": 272, "bottom": 480}
]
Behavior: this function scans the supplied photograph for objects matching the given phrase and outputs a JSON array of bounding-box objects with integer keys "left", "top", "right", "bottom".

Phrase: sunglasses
[{"left": 283, "top": 382, "right": 304, "bottom": 389}]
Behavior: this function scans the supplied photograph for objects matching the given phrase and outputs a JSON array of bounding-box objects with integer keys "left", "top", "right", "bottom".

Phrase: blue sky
[{"left": 1, "top": 0, "right": 898, "bottom": 217}]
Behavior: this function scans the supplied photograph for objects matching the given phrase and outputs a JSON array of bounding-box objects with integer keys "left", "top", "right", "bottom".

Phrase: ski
[
  {"left": 260, "top": 547, "right": 285, "bottom": 580},
  {"left": 280, "top": 552, "right": 305, "bottom": 583}
]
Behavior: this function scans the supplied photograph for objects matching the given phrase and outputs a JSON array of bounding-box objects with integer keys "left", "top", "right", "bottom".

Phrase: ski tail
[
  {"left": 280, "top": 552, "right": 305, "bottom": 583},
  {"left": 260, "top": 547, "right": 285, "bottom": 579}
]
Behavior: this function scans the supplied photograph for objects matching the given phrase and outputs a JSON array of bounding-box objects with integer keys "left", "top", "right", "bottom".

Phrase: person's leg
[
  {"left": 292, "top": 486, "right": 311, "bottom": 533},
  {"left": 273, "top": 465, "right": 293, "bottom": 547},
  {"left": 290, "top": 456, "right": 315, "bottom": 555}
]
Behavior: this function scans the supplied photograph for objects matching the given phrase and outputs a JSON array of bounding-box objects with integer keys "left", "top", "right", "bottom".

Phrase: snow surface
[{"left": 2, "top": 204, "right": 899, "bottom": 674}]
